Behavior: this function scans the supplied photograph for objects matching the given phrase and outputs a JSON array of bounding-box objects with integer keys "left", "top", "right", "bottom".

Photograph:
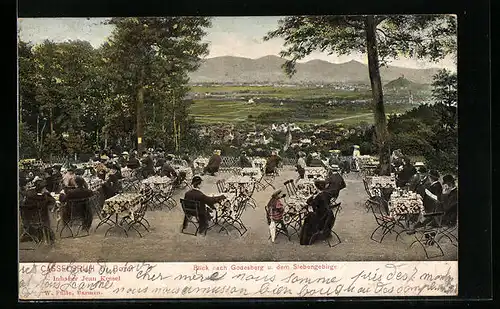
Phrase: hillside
[
  {"left": 384, "top": 76, "right": 430, "bottom": 91},
  {"left": 189, "top": 55, "right": 439, "bottom": 84}
]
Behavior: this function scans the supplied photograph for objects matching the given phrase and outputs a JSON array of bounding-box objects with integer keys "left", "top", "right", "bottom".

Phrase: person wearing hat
[
  {"left": 20, "top": 178, "right": 56, "bottom": 243},
  {"left": 62, "top": 167, "right": 77, "bottom": 189},
  {"left": 408, "top": 165, "right": 428, "bottom": 193},
  {"left": 92, "top": 151, "right": 101, "bottom": 163},
  {"left": 328, "top": 150, "right": 341, "bottom": 167},
  {"left": 407, "top": 170, "right": 444, "bottom": 233},
  {"left": 441, "top": 175, "right": 458, "bottom": 226},
  {"left": 160, "top": 154, "right": 178, "bottom": 178},
  {"left": 265, "top": 150, "right": 281, "bottom": 175},
  {"left": 265, "top": 189, "right": 289, "bottom": 243},
  {"left": 396, "top": 157, "right": 417, "bottom": 188},
  {"left": 119, "top": 151, "right": 129, "bottom": 167},
  {"left": 182, "top": 176, "right": 226, "bottom": 234},
  {"left": 203, "top": 150, "right": 222, "bottom": 176},
  {"left": 59, "top": 176, "right": 94, "bottom": 232},
  {"left": 296, "top": 151, "right": 306, "bottom": 179},
  {"left": 423, "top": 169, "right": 443, "bottom": 213},
  {"left": 126, "top": 152, "right": 141, "bottom": 170},
  {"left": 324, "top": 168, "right": 346, "bottom": 200},
  {"left": 140, "top": 150, "right": 155, "bottom": 178},
  {"left": 308, "top": 152, "right": 325, "bottom": 168},
  {"left": 238, "top": 150, "right": 253, "bottom": 168},
  {"left": 300, "top": 180, "right": 335, "bottom": 245}
]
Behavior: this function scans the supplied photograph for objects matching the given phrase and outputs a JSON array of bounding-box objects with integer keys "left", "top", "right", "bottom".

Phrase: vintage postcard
[{"left": 18, "top": 15, "right": 458, "bottom": 299}]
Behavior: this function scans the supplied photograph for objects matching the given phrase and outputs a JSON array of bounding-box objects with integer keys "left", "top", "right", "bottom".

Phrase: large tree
[
  {"left": 264, "top": 15, "right": 456, "bottom": 175},
  {"left": 103, "top": 17, "right": 211, "bottom": 153}
]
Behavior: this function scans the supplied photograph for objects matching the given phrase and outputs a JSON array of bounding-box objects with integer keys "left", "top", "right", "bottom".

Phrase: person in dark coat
[
  {"left": 422, "top": 170, "right": 442, "bottom": 213},
  {"left": 408, "top": 170, "right": 443, "bottom": 233},
  {"left": 324, "top": 170, "right": 346, "bottom": 201},
  {"left": 161, "top": 155, "right": 178, "bottom": 178},
  {"left": 299, "top": 180, "right": 335, "bottom": 245},
  {"left": 102, "top": 172, "right": 120, "bottom": 200},
  {"left": 140, "top": 151, "right": 155, "bottom": 178},
  {"left": 441, "top": 174, "right": 458, "bottom": 226},
  {"left": 126, "top": 153, "right": 141, "bottom": 170},
  {"left": 408, "top": 165, "right": 428, "bottom": 193},
  {"left": 238, "top": 151, "right": 253, "bottom": 168},
  {"left": 59, "top": 176, "right": 94, "bottom": 232},
  {"left": 396, "top": 157, "right": 417, "bottom": 188},
  {"left": 203, "top": 150, "right": 222, "bottom": 176},
  {"left": 308, "top": 153, "right": 325, "bottom": 168},
  {"left": 265, "top": 151, "right": 281, "bottom": 174},
  {"left": 20, "top": 180, "right": 56, "bottom": 243},
  {"left": 182, "top": 176, "right": 226, "bottom": 234}
]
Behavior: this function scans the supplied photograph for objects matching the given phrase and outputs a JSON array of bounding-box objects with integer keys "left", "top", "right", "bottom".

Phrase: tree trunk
[
  {"left": 365, "top": 15, "right": 391, "bottom": 176},
  {"left": 136, "top": 67, "right": 145, "bottom": 154}
]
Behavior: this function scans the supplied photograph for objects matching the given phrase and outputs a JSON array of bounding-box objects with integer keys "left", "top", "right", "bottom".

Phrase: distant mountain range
[{"left": 189, "top": 55, "right": 440, "bottom": 85}]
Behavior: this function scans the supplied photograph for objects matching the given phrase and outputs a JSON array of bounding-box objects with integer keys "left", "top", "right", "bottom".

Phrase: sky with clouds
[{"left": 18, "top": 17, "right": 456, "bottom": 70}]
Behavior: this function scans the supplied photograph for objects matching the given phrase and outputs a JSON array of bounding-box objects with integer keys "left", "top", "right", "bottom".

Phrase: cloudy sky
[{"left": 18, "top": 17, "right": 455, "bottom": 70}]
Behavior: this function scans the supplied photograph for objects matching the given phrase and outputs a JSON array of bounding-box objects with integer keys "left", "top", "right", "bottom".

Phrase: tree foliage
[
  {"left": 264, "top": 14, "right": 456, "bottom": 175},
  {"left": 18, "top": 17, "right": 212, "bottom": 158}
]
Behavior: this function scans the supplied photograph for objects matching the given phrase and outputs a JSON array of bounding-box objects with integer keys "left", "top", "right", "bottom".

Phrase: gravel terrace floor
[{"left": 19, "top": 169, "right": 458, "bottom": 262}]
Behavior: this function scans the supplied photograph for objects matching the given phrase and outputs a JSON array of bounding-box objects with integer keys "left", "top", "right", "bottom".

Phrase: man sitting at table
[
  {"left": 161, "top": 155, "right": 178, "bottom": 178},
  {"left": 408, "top": 164, "right": 428, "bottom": 193},
  {"left": 182, "top": 176, "right": 226, "bottom": 235},
  {"left": 308, "top": 152, "right": 325, "bottom": 168},
  {"left": 59, "top": 176, "right": 94, "bottom": 232},
  {"left": 300, "top": 180, "right": 335, "bottom": 245},
  {"left": 238, "top": 150, "right": 253, "bottom": 168},
  {"left": 126, "top": 153, "right": 141, "bottom": 170},
  {"left": 265, "top": 151, "right": 281, "bottom": 175},
  {"left": 62, "top": 168, "right": 77, "bottom": 189},
  {"left": 396, "top": 157, "right": 417, "bottom": 188},
  {"left": 20, "top": 179, "right": 56, "bottom": 243},
  {"left": 324, "top": 168, "right": 346, "bottom": 201},
  {"left": 140, "top": 151, "right": 155, "bottom": 178},
  {"left": 441, "top": 174, "right": 458, "bottom": 227},
  {"left": 119, "top": 151, "right": 129, "bottom": 167},
  {"left": 328, "top": 150, "right": 341, "bottom": 166},
  {"left": 203, "top": 150, "right": 222, "bottom": 176}
]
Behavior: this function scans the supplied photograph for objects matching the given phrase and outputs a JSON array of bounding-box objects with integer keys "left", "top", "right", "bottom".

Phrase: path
[{"left": 322, "top": 113, "right": 373, "bottom": 124}]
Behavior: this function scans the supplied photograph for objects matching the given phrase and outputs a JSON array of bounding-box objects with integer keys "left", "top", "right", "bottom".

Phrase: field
[{"left": 188, "top": 86, "right": 420, "bottom": 125}]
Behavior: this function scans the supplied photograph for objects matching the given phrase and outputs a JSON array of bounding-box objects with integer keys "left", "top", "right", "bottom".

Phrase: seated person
[
  {"left": 203, "top": 150, "right": 222, "bottom": 176},
  {"left": 265, "top": 151, "right": 281, "bottom": 174},
  {"left": 126, "top": 154, "right": 141, "bottom": 170},
  {"left": 324, "top": 169, "right": 346, "bottom": 201},
  {"left": 161, "top": 155, "right": 178, "bottom": 178},
  {"left": 300, "top": 180, "right": 335, "bottom": 245},
  {"left": 181, "top": 150, "right": 192, "bottom": 167},
  {"left": 266, "top": 189, "right": 289, "bottom": 243},
  {"left": 408, "top": 164, "right": 428, "bottom": 193},
  {"left": 441, "top": 174, "right": 458, "bottom": 227},
  {"left": 396, "top": 157, "right": 417, "bottom": 188},
  {"left": 308, "top": 153, "right": 325, "bottom": 167},
  {"left": 20, "top": 179, "right": 56, "bottom": 243},
  {"left": 182, "top": 176, "right": 226, "bottom": 234},
  {"left": 238, "top": 151, "right": 253, "bottom": 168},
  {"left": 62, "top": 168, "right": 77, "bottom": 189},
  {"left": 102, "top": 171, "right": 120, "bottom": 200},
  {"left": 59, "top": 176, "right": 94, "bottom": 232},
  {"left": 140, "top": 151, "right": 155, "bottom": 178},
  {"left": 328, "top": 150, "right": 341, "bottom": 166},
  {"left": 43, "top": 167, "right": 57, "bottom": 192}
]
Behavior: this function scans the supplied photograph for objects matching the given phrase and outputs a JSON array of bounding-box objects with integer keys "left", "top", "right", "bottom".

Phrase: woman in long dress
[{"left": 299, "top": 180, "right": 335, "bottom": 245}]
